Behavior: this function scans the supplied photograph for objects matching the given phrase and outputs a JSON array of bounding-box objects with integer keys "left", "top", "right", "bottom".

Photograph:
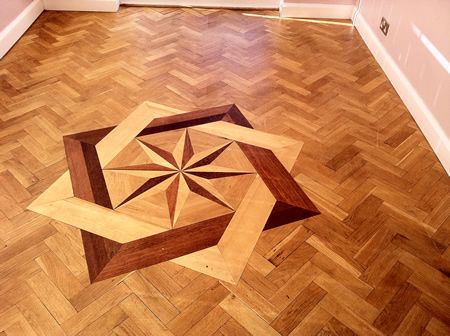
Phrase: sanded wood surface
[
  {"left": 0, "top": 6, "right": 449, "bottom": 336},
  {"left": 29, "top": 101, "right": 318, "bottom": 283}
]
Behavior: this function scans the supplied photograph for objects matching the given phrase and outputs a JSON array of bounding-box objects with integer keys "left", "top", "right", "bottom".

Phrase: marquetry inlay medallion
[{"left": 28, "top": 102, "right": 319, "bottom": 284}]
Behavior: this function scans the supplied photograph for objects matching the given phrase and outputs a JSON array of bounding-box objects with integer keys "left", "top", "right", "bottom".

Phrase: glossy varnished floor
[{"left": 0, "top": 7, "right": 449, "bottom": 336}]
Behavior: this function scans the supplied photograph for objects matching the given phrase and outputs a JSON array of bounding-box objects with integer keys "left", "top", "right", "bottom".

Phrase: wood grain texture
[
  {"left": 31, "top": 98, "right": 317, "bottom": 284},
  {"left": 29, "top": 197, "right": 167, "bottom": 243},
  {"left": 63, "top": 136, "right": 112, "bottom": 208},
  {"left": 238, "top": 142, "right": 318, "bottom": 211},
  {"left": 218, "top": 175, "right": 276, "bottom": 282},
  {"left": 91, "top": 213, "right": 234, "bottom": 282},
  {"left": 142, "top": 104, "right": 250, "bottom": 135},
  {"left": 1, "top": 6, "right": 449, "bottom": 336}
]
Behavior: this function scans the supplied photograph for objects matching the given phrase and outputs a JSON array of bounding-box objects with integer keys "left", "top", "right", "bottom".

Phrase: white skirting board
[
  {"left": 0, "top": 0, "right": 44, "bottom": 59},
  {"left": 354, "top": 14, "right": 450, "bottom": 174},
  {"left": 43, "top": 0, "right": 120, "bottom": 12},
  {"left": 121, "top": 0, "right": 278, "bottom": 8},
  {"left": 280, "top": 2, "right": 355, "bottom": 19}
]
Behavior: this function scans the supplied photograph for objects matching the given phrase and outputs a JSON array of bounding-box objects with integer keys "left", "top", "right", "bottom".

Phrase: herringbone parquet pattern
[{"left": 0, "top": 7, "right": 449, "bottom": 336}]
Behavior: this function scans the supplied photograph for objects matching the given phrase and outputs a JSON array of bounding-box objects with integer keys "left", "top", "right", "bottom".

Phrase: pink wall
[
  {"left": 285, "top": 0, "right": 356, "bottom": 4},
  {"left": 0, "top": 0, "right": 33, "bottom": 31},
  {"left": 358, "top": 0, "right": 450, "bottom": 136}
]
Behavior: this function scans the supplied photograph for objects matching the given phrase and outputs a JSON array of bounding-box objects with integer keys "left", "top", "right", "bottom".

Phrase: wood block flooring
[{"left": 0, "top": 6, "right": 449, "bottom": 336}]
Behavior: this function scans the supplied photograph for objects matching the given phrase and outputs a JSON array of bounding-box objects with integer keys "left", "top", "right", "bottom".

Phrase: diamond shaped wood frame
[{"left": 28, "top": 102, "right": 319, "bottom": 284}]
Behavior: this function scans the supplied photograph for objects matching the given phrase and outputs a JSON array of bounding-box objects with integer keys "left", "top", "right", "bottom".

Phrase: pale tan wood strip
[
  {"left": 96, "top": 102, "right": 182, "bottom": 168},
  {"left": 306, "top": 236, "right": 361, "bottom": 278},
  {"left": 288, "top": 306, "right": 331, "bottom": 336},
  {"left": 44, "top": 233, "right": 86, "bottom": 281},
  {"left": 16, "top": 294, "right": 66, "bottom": 336},
  {"left": 77, "top": 305, "right": 128, "bottom": 336},
  {"left": 221, "top": 279, "right": 280, "bottom": 323},
  {"left": 187, "top": 165, "right": 254, "bottom": 174},
  {"left": 173, "top": 174, "right": 190, "bottom": 226},
  {"left": 169, "top": 275, "right": 220, "bottom": 311},
  {"left": 319, "top": 295, "right": 383, "bottom": 336},
  {"left": 218, "top": 175, "right": 276, "bottom": 282},
  {"left": 27, "top": 172, "right": 73, "bottom": 208},
  {"left": 113, "top": 318, "right": 147, "bottom": 336},
  {"left": 0, "top": 306, "right": 38, "bottom": 336},
  {"left": 136, "top": 140, "right": 178, "bottom": 170},
  {"left": 185, "top": 306, "right": 230, "bottom": 336},
  {"left": 218, "top": 318, "right": 252, "bottom": 336},
  {"left": 104, "top": 170, "right": 174, "bottom": 208},
  {"left": 184, "top": 142, "right": 232, "bottom": 169},
  {"left": 167, "top": 283, "right": 229, "bottom": 336},
  {"left": 273, "top": 142, "right": 303, "bottom": 172},
  {"left": 185, "top": 174, "right": 233, "bottom": 209},
  {"left": 270, "top": 261, "right": 322, "bottom": 311},
  {"left": 69, "top": 276, "right": 127, "bottom": 312},
  {"left": 219, "top": 294, "right": 280, "bottom": 336},
  {"left": 313, "top": 273, "right": 379, "bottom": 323},
  {"left": 247, "top": 251, "right": 275, "bottom": 277},
  {"left": 171, "top": 247, "right": 235, "bottom": 284},
  {"left": 191, "top": 122, "right": 298, "bottom": 150},
  {"left": 30, "top": 197, "right": 166, "bottom": 243},
  {"left": 311, "top": 253, "right": 373, "bottom": 299},
  {"left": 123, "top": 272, "right": 179, "bottom": 324},
  {"left": 61, "top": 283, "right": 131, "bottom": 336},
  {"left": 35, "top": 250, "right": 84, "bottom": 300},
  {"left": 26, "top": 272, "right": 76, "bottom": 324},
  {"left": 172, "top": 129, "right": 187, "bottom": 168}
]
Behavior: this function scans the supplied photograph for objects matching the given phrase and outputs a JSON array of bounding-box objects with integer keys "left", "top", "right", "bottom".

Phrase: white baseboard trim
[
  {"left": 280, "top": 3, "right": 355, "bottom": 19},
  {"left": 43, "top": 0, "right": 120, "bottom": 12},
  {"left": 121, "top": 0, "right": 278, "bottom": 9},
  {"left": 0, "top": 0, "right": 44, "bottom": 59},
  {"left": 354, "top": 14, "right": 450, "bottom": 174}
]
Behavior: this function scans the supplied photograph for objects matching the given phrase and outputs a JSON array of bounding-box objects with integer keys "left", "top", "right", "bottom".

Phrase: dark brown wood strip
[
  {"left": 237, "top": 142, "right": 319, "bottom": 213},
  {"left": 64, "top": 126, "right": 115, "bottom": 145},
  {"left": 140, "top": 104, "right": 252, "bottom": 136},
  {"left": 63, "top": 137, "right": 112, "bottom": 208},
  {"left": 271, "top": 282, "right": 327, "bottom": 336},
  {"left": 91, "top": 213, "right": 233, "bottom": 282},
  {"left": 141, "top": 107, "right": 229, "bottom": 135},
  {"left": 224, "top": 104, "right": 253, "bottom": 129},
  {"left": 372, "top": 282, "right": 421, "bottom": 335},
  {"left": 80, "top": 230, "right": 122, "bottom": 283},
  {"left": 265, "top": 200, "right": 319, "bottom": 230},
  {"left": 366, "top": 261, "right": 413, "bottom": 310}
]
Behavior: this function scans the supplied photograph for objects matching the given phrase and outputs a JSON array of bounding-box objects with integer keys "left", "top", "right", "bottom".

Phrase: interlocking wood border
[{"left": 28, "top": 102, "right": 319, "bottom": 283}]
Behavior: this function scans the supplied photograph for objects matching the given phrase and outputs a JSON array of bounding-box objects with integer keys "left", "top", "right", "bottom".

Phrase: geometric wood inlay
[{"left": 27, "top": 102, "right": 319, "bottom": 284}]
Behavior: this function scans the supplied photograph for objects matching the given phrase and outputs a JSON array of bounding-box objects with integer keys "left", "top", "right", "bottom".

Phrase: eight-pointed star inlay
[
  {"left": 28, "top": 102, "right": 319, "bottom": 284},
  {"left": 103, "top": 129, "right": 256, "bottom": 229}
]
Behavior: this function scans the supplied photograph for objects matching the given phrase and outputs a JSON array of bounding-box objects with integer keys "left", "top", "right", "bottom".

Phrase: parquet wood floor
[{"left": 0, "top": 6, "right": 449, "bottom": 336}]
